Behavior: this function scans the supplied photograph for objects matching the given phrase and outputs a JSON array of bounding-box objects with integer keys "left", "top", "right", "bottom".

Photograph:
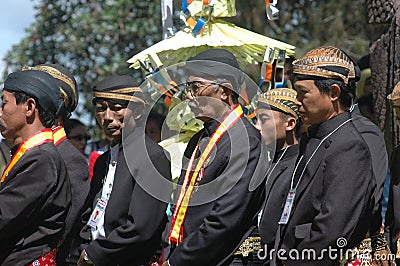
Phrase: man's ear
[
  {"left": 285, "top": 116, "right": 297, "bottom": 131},
  {"left": 329, "top": 84, "right": 341, "bottom": 102},
  {"left": 220, "top": 83, "right": 233, "bottom": 101},
  {"left": 25, "top": 98, "right": 37, "bottom": 118}
]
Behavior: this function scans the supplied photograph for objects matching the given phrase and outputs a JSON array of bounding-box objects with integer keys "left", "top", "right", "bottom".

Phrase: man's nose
[
  {"left": 254, "top": 119, "right": 261, "bottom": 132},
  {"left": 104, "top": 108, "right": 115, "bottom": 120},
  {"left": 185, "top": 91, "right": 194, "bottom": 101}
]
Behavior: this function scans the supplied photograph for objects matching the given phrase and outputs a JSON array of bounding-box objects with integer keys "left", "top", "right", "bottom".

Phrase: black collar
[
  {"left": 307, "top": 111, "right": 352, "bottom": 140},
  {"left": 274, "top": 144, "right": 299, "bottom": 162},
  {"left": 10, "top": 143, "right": 20, "bottom": 157},
  {"left": 203, "top": 119, "right": 220, "bottom": 137}
]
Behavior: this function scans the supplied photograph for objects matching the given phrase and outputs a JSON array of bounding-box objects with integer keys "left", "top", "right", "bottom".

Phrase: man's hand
[
  {"left": 161, "top": 261, "right": 169, "bottom": 266},
  {"left": 77, "top": 250, "right": 93, "bottom": 266}
]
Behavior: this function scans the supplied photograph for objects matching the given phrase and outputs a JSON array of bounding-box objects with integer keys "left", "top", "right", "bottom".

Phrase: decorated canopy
[
  {"left": 128, "top": 0, "right": 294, "bottom": 72},
  {"left": 128, "top": 19, "right": 295, "bottom": 71}
]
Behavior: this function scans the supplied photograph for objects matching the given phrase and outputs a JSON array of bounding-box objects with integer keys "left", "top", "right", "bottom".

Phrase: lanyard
[
  {"left": 258, "top": 146, "right": 289, "bottom": 226},
  {"left": 266, "top": 146, "right": 289, "bottom": 184},
  {"left": 279, "top": 118, "right": 351, "bottom": 225},
  {"left": 290, "top": 118, "right": 351, "bottom": 191}
]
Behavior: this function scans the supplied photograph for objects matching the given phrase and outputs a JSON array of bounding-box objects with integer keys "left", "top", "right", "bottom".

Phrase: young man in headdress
[
  {"left": 272, "top": 46, "right": 376, "bottom": 265},
  {"left": 0, "top": 70, "right": 71, "bottom": 265},
  {"left": 77, "top": 75, "right": 172, "bottom": 266},
  {"left": 23, "top": 63, "right": 91, "bottom": 265},
  {"left": 256, "top": 87, "right": 299, "bottom": 264},
  {"left": 164, "top": 48, "right": 267, "bottom": 265}
]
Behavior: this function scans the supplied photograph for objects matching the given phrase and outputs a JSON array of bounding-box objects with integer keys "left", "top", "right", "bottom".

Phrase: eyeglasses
[
  {"left": 69, "top": 134, "right": 91, "bottom": 141},
  {"left": 183, "top": 81, "right": 220, "bottom": 97}
]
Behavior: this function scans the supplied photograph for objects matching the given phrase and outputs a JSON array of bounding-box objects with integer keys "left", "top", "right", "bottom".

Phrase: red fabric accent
[
  {"left": 88, "top": 151, "right": 101, "bottom": 182},
  {"left": 28, "top": 248, "right": 56, "bottom": 266},
  {"left": 343, "top": 260, "right": 362, "bottom": 266},
  {"left": 341, "top": 258, "right": 372, "bottom": 266}
]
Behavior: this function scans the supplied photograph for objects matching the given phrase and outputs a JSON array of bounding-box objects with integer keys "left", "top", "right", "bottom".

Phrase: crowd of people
[{"left": 0, "top": 45, "right": 399, "bottom": 266}]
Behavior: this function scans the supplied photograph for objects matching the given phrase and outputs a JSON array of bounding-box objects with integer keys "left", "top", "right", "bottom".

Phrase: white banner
[{"left": 161, "top": 0, "right": 174, "bottom": 39}]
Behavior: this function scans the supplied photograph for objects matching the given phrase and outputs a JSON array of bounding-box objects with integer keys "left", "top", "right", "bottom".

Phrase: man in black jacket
[
  {"left": 164, "top": 49, "right": 268, "bottom": 266},
  {"left": 272, "top": 46, "right": 376, "bottom": 265},
  {"left": 23, "top": 63, "right": 91, "bottom": 265},
  {"left": 78, "top": 75, "right": 172, "bottom": 266},
  {"left": 0, "top": 70, "right": 70, "bottom": 265},
  {"left": 257, "top": 87, "right": 299, "bottom": 264}
]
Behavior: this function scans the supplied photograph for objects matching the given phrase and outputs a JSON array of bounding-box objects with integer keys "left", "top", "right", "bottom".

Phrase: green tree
[
  {"left": 233, "top": 0, "right": 372, "bottom": 58},
  {"left": 3, "top": 0, "right": 162, "bottom": 122}
]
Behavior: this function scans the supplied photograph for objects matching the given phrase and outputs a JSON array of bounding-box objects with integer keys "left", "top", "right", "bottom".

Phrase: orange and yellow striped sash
[
  {"left": 168, "top": 105, "right": 244, "bottom": 244},
  {"left": 1, "top": 129, "right": 54, "bottom": 182},
  {"left": 52, "top": 126, "right": 67, "bottom": 146}
]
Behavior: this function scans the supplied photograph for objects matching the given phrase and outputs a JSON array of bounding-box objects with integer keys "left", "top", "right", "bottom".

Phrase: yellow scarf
[
  {"left": 168, "top": 104, "right": 244, "bottom": 244},
  {"left": 1, "top": 129, "right": 54, "bottom": 182}
]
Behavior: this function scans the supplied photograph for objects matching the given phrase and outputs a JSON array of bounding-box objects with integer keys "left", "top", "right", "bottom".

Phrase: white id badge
[
  {"left": 88, "top": 197, "right": 107, "bottom": 229},
  {"left": 278, "top": 189, "right": 295, "bottom": 225}
]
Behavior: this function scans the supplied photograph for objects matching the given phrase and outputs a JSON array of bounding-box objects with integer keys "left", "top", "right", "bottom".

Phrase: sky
[
  {"left": 0, "top": 0, "right": 94, "bottom": 124},
  {"left": 0, "top": 0, "right": 37, "bottom": 76}
]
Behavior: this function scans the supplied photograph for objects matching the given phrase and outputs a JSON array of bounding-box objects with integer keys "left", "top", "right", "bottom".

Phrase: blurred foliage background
[{"left": 1, "top": 0, "right": 374, "bottom": 128}]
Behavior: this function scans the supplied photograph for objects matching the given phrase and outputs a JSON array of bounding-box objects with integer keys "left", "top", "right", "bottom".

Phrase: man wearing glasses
[
  {"left": 164, "top": 49, "right": 267, "bottom": 265},
  {"left": 63, "top": 118, "right": 91, "bottom": 155},
  {"left": 183, "top": 79, "right": 232, "bottom": 122}
]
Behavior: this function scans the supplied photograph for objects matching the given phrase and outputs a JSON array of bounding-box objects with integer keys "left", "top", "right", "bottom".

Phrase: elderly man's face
[
  {"left": 0, "top": 90, "right": 27, "bottom": 140},
  {"left": 95, "top": 99, "right": 128, "bottom": 143},
  {"left": 185, "top": 76, "right": 228, "bottom": 122}
]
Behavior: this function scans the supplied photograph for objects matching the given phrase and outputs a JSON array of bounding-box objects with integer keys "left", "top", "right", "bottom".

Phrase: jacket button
[{"left": 324, "top": 140, "right": 331, "bottom": 148}]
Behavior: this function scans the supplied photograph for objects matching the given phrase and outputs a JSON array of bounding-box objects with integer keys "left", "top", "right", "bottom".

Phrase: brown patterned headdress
[
  {"left": 258, "top": 88, "right": 299, "bottom": 119},
  {"left": 92, "top": 75, "right": 146, "bottom": 105},
  {"left": 292, "top": 46, "right": 356, "bottom": 84},
  {"left": 388, "top": 81, "right": 400, "bottom": 102}
]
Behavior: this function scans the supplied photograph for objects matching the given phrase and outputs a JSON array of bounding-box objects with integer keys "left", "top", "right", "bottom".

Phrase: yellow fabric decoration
[{"left": 128, "top": 20, "right": 295, "bottom": 71}]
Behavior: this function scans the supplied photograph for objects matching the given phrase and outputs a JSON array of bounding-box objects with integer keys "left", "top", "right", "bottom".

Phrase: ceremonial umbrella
[{"left": 127, "top": 19, "right": 295, "bottom": 71}]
